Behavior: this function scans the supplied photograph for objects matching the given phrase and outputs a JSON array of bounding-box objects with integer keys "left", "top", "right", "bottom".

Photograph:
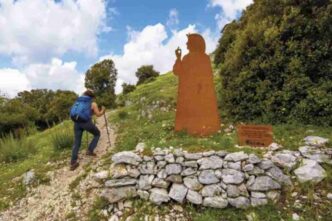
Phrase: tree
[
  {"left": 122, "top": 83, "right": 136, "bottom": 94},
  {"left": 18, "top": 89, "right": 56, "bottom": 128},
  {"left": 135, "top": 65, "right": 159, "bottom": 85},
  {"left": 85, "top": 59, "right": 117, "bottom": 108},
  {"left": 47, "top": 90, "right": 78, "bottom": 122},
  {"left": 214, "top": 0, "right": 332, "bottom": 125}
]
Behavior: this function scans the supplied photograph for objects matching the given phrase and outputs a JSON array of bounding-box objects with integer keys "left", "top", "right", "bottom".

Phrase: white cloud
[
  {"left": 167, "top": 9, "right": 179, "bottom": 27},
  {"left": 0, "top": 0, "right": 108, "bottom": 64},
  {"left": 0, "top": 68, "right": 31, "bottom": 97},
  {"left": 100, "top": 23, "right": 219, "bottom": 93},
  {"left": 209, "top": 0, "right": 253, "bottom": 29},
  {"left": 0, "top": 58, "right": 85, "bottom": 98},
  {"left": 24, "top": 58, "right": 85, "bottom": 94}
]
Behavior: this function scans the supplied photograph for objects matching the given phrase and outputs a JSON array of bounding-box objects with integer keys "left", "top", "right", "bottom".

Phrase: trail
[{"left": 0, "top": 112, "right": 116, "bottom": 221}]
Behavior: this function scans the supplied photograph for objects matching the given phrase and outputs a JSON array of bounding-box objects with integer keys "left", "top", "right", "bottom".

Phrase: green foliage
[
  {"left": 87, "top": 197, "right": 109, "bottom": 221},
  {"left": 47, "top": 90, "right": 77, "bottom": 122},
  {"left": 214, "top": 0, "right": 332, "bottom": 125},
  {"left": 0, "top": 134, "right": 36, "bottom": 163},
  {"left": 0, "top": 97, "right": 38, "bottom": 136},
  {"left": 85, "top": 59, "right": 117, "bottom": 108},
  {"left": 122, "top": 83, "right": 136, "bottom": 94},
  {"left": 135, "top": 65, "right": 160, "bottom": 85},
  {"left": 51, "top": 125, "right": 74, "bottom": 150},
  {"left": 118, "top": 110, "right": 128, "bottom": 119}
]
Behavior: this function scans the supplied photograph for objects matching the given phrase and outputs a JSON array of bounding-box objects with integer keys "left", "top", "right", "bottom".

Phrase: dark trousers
[{"left": 71, "top": 120, "right": 100, "bottom": 164}]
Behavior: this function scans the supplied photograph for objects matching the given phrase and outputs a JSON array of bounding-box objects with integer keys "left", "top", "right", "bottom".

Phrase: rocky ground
[{"left": 0, "top": 113, "right": 116, "bottom": 221}]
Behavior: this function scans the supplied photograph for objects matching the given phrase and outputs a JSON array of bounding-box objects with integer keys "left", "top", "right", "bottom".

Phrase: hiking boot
[
  {"left": 70, "top": 162, "right": 79, "bottom": 171},
  {"left": 86, "top": 151, "right": 97, "bottom": 157}
]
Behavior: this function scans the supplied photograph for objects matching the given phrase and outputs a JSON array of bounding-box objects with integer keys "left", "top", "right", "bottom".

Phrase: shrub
[
  {"left": 214, "top": 0, "right": 332, "bottom": 125},
  {"left": 118, "top": 111, "right": 128, "bottom": 120},
  {"left": 51, "top": 126, "right": 74, "bottom": 150},
  {"left": 0, "top": 134, "right": 36, "bottom": 163}
]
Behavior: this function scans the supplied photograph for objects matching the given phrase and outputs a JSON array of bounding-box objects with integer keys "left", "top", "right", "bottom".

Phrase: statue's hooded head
[{"left": 186, "top": 33, "right": 206, "bottom": 53}]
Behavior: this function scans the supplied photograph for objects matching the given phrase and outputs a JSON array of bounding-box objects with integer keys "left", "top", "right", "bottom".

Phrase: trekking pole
[{"left": 103, "top": 112, "right": 111, "bottom": 147}]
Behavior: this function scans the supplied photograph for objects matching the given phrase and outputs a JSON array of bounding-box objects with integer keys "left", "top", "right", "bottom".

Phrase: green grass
[
  {"left": 108, "top": 72, "right": 332, "bottom": 220},
  {"left": 0, "top": 120, "right": 91, "bottom": 212},
  {"left": 87, "top": 197, "right": 109, "bottom": 221},
  {"left": 50, "top": 125, "right": 74, "bottom": 150},
  {"left": 0, "top": 133, "right": 37, "bottom": 163}
]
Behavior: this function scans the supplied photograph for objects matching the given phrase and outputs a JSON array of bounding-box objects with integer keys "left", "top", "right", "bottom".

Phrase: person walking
[{"left": 69, "top": 89, "right": 105, "bottom": 170}]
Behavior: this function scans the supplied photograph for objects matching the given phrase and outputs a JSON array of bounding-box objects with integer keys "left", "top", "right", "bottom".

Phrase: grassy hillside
[
  {"left": 0, "top": 121, "right": 91, "bottom": 211},
  {"left": 108, "top": 71, "right": 332, "bottom": 221}
]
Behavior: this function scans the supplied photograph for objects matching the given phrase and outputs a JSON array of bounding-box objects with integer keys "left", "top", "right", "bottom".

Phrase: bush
[
  {"left": 118, "top": 111, "right": 128, "bottom": 120},
  {"left": 135, "top": 65, "right": 159, "bottom": 85},
  {"left": 51, "top": 126, "right": 74, "bottom": 150},
  {"left": 0, "top": 134, "right": 36, "bottom": 163},
  {"left": 214, "top": 0, "right": 332, "bottom": 125}
]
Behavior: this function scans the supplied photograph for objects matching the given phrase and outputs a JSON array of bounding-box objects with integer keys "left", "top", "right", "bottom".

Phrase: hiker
[{"left": 69, "top": 89, "right": 105, "bottom": 170}]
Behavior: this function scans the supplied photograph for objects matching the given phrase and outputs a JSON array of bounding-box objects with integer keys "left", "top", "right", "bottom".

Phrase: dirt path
[{"left": 0, "top": 113, "right": 116, "bottom": 221}]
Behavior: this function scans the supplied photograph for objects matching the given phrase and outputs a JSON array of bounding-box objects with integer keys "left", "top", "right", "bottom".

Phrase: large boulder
[
  {"left": 294, "top": 159, "right": 326, "bottom": 183},
  {"left": 112, "top": 151, "right": 142, "bottom": 166},
  {"left": 186, "top": 190, "right": 203, "bottom": 205}
]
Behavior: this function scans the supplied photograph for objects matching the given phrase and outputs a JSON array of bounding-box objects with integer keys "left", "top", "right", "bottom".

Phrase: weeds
[
  {"left": 51, "top": 126, "right": 74, "bottom": 150},
  {"left": 0, "top": 133, "right": 36, "bottom": 163}
]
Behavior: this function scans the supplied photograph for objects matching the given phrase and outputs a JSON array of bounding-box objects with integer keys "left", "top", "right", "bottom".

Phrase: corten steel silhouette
[{"left": 173, "top": 33, "right": 221, "bottom": 136}]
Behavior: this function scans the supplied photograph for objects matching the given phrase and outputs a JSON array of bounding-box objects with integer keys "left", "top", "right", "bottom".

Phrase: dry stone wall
[{"left": 100, "top": 149, "right": 292, "bottom": 209}]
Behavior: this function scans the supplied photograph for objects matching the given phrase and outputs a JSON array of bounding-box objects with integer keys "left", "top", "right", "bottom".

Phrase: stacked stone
[{"left": 101, "top": 148, "right": 291, "bottom": 209}]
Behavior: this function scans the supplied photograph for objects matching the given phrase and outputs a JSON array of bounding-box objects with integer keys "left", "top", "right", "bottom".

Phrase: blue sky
[{"left": 0, "top": 0, "right": 252, "bottom": 97}]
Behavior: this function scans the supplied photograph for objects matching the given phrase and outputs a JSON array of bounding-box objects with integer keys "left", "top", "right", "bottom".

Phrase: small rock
[
  {"left": 201, "top": 184, "right": 222, "bottom": 197},
  {"left": 326, "top": 193, "right": 332, "bottom": 200},
  {"left": 135, "top": 142, "right": 146, "bottom": 152},
  {"left": 166, "top": 175, "right": 183, "bottom": 184},
  {"left": 184, "top": 152, "right": 203, "bottom": 160},
  {"left": 165, "top": 164, "right": 182, "bottom": 175},
  {"left": 152, "top": 178, "right": 169, "bottom": 189},
  {"left": 220, "top": 169, "right": 245, "bottom": 184},
  {"left": 251, "top": 192, "right": 266, "bottom": 198},
  {"left": 248, "top": 154, "right": 261, "bottom": 164},
  {"left": 149, "top": 188, "right": 170, "bottom": 205},
  {"left": 266, "top": 191, "right": 280, "bottom": 202},
  {"left": 228, "top": 196, "right": 250, "bottom": 209},
  {"left": 186, "top": 190, "right": 202, "bottom": 204},
  {"left": 137, "top": 190, "right": 149, "bottom": 200},
  {"left": 112, "top": 151, "right": 142, "bottom": 166},
  {"left": 139, "top": 162, "right": 156, "bottom": 174},
  {"left": 101, "top": 186, "right": 137, "bottom": 203},
  {"left": 108, "top": 215, "right": 119, "bottom": 221},
  {"left": 292, "top": 213, "right": 300, "bottom": 221},
  {"left": 23, "top": 170, "right": 35, "bottom": 185},
  {"left": 304, "top": 136, "right": 329, "bottom": 147},
  {"left": 203, "top": 197, "right": 228, "bottom": 208},
  {"left": 203, "top": 150, "right": 215, "bottom": 157},
  {"left": 258, "top": 160, "right": 274, "bottom": 170},
  {"left": 183, "top": 161, "right": 198, "bottom": 168},
  {"left": 198, "top": 156, "right": 223, "bottom": 170},
  {"left": 243, "top": 164, "right": 254, "bottom": 172},
  {"left": 165, "top": 154, "right": 175, "bottom": 163},
  {"left": 251, "top": 197, "right": 268, "bottom": 207},
  {"left": 105, "top": 178, "right": 137, "bottom": 188},
  {"left": 227, "top": 185, "right": 240, "bottom": 198},
  {"left": 198, "top": 170, "right": 219, "bottom": 184},
  {"left": 227, "top": 161, "right": 241, "bottom": 170},
  {"left": 138, "top": 175, "right": 154, "bottom": 190},
  {"left": 183, "top": 176, "right": 203, "bottom": 191},
  {"left": 271, "top": 153, "right": 298, "bottom": 170},
  {"left": 93, "top": 170, "right": 109, "bottom": 180},
  {"left": 168, "top": 184, "right": 188, "bottom": 203},
  {"left": 268, "top": 143, "right": 282, "bottom": 151},
  {"left": 224, "top": 151, "right": 249, "bottom": 162},
  {"left": 294, "top": 159, "right": 326, "bottom": 183},
  {"left": 248, "top": 176, "right": 281, "bottom": 191},
  {"left": 181, "top": 168, "right": 197, "bottom": 176}
]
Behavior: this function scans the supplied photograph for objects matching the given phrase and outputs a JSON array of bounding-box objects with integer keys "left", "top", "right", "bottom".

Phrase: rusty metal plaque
[{"left": 237, "top": 124, "right": 273, "bottom": 147}]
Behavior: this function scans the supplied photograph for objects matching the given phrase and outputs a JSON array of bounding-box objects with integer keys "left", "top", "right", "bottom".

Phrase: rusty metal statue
[{"left": 173, "top": 33, "right": 221, "bottom": 136}]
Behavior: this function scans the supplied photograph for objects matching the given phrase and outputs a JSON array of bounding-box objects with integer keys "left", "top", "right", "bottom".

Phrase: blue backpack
[{"left": 70, "top": 96, "right": 93, "bottom": 122}]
